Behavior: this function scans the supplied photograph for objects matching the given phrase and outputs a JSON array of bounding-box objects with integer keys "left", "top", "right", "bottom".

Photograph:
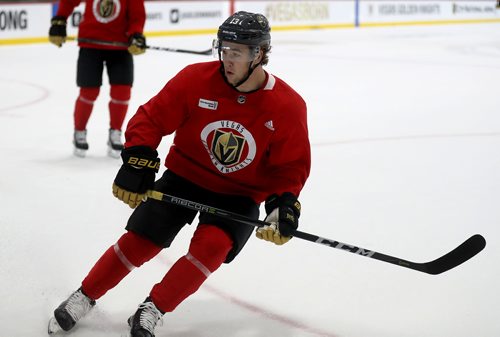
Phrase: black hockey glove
[
  {"left": 48, "top": 16, "right": 67, "bottom": 47},
  {"left": 128, "top": 33, "right": 146, "bottom": 55},
  {"left": 112, "top": 146, "right": 160, "bottom": 208},
  {"left": 256, "top": 192, "right": 301, "bottom": 245}
]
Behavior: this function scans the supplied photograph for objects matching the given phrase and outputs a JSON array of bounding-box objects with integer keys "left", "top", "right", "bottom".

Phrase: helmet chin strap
[{"left": 233, "top": 60, "right": 261, "bottom": 89}]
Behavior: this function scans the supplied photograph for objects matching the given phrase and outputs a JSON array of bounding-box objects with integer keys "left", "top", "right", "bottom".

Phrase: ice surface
[{"left": 1, "top": 23, "right": 499, "bottom": 337}]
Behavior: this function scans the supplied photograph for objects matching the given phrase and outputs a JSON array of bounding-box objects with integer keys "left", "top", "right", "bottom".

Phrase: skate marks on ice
[
  {"left": 154, "top": 256, "right": 339, "bottom": 337},
  {"left": 46, "top": 306, "right": 128, "bottom": 337},
  {"left": 47, "top": 297, "right": 338, "bottom": 337}
]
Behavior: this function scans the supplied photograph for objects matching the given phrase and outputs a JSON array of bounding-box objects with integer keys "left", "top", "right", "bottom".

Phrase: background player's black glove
[
  {"left": 48, "top": 16, "right": 67, "bottom": 47},
  {"left": 128, "top": 33, "right": 146, "bottom": 55},
  {"left": 256, "top": 192, "right": 301, "bottom": 245},
  {"left": 112, "top": 146, "right": 160, "bottom": 208}
]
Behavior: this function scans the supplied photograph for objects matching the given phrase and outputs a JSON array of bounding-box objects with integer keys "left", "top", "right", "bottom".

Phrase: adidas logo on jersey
[{"left": 265, "top": 120, "right": 274, "bottom": 131}]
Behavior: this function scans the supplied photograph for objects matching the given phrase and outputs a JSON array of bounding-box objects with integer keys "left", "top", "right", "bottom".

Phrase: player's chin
[{"left": 225, "top": 72, "right": 239, "bottom": 85}]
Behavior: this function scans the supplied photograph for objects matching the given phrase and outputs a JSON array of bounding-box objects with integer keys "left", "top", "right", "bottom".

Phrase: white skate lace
[
  {"left": 65, "top": 290, "right": 94, "bottom": 322},
  {"left": 138, "top": 301, "right": 163, "bottom": 333},
  {"left": 109, "top": 129, "right": 123, "bottom": 146}
]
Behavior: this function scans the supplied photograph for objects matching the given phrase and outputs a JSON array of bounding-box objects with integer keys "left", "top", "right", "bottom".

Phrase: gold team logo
[
  {"left": 93, "top": 0, "right": 120, "bottom": 23},
  {"left": 212, "top": 130, "right": 246, "bottom": 166},
  {"left": 201, "top": 120, "right": 256, "bottom": 174},
  {"left": 99, "top": 0, "right": 114, "bottom": 17}
]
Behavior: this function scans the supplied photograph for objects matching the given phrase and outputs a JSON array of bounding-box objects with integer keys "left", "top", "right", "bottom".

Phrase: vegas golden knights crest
[
  {"left": 212, "top": 130, "right": 246, "bottom": 166},
  {"left": 200, "top": 120, "right": 256, "bottom": 174},
  {"left": 93, "top": 0, "right": 120, "bottom": 23},
  {"left": 99, "top": 0, "right": 115, "bottom": 17}
]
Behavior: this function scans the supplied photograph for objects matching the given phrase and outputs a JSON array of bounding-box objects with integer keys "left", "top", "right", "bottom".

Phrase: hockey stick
[
  {"left": 146, "top": 190, "right": 486, "bottom": 275},
  {"left": 66, "top": 37, "right": 212, "bottom": 55}
]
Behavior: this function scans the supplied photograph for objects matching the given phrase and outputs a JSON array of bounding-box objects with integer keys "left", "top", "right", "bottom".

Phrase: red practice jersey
[
  {"left": 125, "top": 61, "right": 311, "bottom": 203},
  {"left": 56, "top": 0, "right": 146, "bottom": 50}
]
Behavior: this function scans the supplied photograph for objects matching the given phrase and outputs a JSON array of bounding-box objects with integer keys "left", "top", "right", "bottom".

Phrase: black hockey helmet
[{"left": 217, "top": 11, "right": 271, "bottom": 46}]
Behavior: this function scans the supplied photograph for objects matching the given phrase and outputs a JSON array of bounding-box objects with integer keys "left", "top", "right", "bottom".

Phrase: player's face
[{"left": 216, "top": 41, "right": 261, "bottom": 86}]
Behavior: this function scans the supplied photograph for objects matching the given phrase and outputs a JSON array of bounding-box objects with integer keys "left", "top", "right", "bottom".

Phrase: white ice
[{"left": 1, "top": 23, "right": 499, "bottom": 337}]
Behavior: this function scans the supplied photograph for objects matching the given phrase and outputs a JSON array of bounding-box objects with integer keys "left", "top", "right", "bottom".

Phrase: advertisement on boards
[
  {"left": 450, "top": 1, "right": 499, "bottom": 17},
  {"left": 1, "top": 0, "right": 500, "bottom": 44},
  {"left": 234, "top": 1, "right": 356, "bottom": 28},
  {"left": 144, "top": 1, "right": 227, "bottom": 33},
  {"left": 359, "top": 0, "right": 499, "bottom": 24},
  {"left": 0, "top": 3, "right": 50, "bottom": 39}
]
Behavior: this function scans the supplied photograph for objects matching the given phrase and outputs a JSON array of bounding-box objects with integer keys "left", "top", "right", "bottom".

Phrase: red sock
[
  {"left": 81, "top": 231, "right": 162, "bottom": 300},
  {"left": 74, "top": 87, "right": 100, "bottom": 131},
  {"left": 150, "top": 225, "right": 233, "bottom": 313},
  {"left": 109, "top": 84, "right": 131, "bottom": 130}
]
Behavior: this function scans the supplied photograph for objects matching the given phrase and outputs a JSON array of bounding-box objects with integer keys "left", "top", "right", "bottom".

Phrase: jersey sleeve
[
  {"left": 127, "top": 0, "right": 146, "bottom": 36},
  {"left": 265, "top": 97, "right": 311, "bottom": 198},
  {"left": 124, "top": 67, "right": 191, "bottom": 149}
]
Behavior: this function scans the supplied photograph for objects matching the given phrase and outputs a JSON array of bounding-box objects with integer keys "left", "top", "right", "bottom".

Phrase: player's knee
[
  {"left": 189, "top": 224, "right": 233, "bottom": 272},
  {"left": 110, "top": 84, "right": 131, "bottom": 102},
  {"left": 116, "top": 231, "right": 162, "bottom": 268},
  {"left": 79, "top": 87, "right": 100, "bottom": 102}
]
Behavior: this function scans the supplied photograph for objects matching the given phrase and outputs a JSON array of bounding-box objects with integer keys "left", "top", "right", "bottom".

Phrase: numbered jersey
[
  {"left": 125, "top": 61, "right": 311, "bottom": 203},
  {"left": 56, "top": 0, "right": 146, "bottom": 49}
]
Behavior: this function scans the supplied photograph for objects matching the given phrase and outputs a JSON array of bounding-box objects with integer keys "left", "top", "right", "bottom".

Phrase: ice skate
[
  {"left": 108, "top": 128, "right": 124, "bottom": 159},
  {"left": 73, "top": 130, "right": 89, "bottom": 158},
  {"left": 47, "top": 288, "right": 96, "bottom": 334},
  {"left": 127, "top": 297, "right": 163, "bottom": 337}
]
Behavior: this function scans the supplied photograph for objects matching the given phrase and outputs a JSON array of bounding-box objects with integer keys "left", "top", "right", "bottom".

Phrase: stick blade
[{"left": 423, "top": 234, "right": 486, "bottom": 275}]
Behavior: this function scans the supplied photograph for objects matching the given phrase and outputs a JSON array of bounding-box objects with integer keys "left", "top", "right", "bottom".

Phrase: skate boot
[
  {"left": 108, "top": 128, "right": 124, "bottom": 158},
  {"left": 127, "top": 297, "right": 164, "bottom": 337},
  {"left": 47, "top": 287, "right": 96, "bottom": 334},
  {"left": 73, "top": 130, "right": 89, "bottom": 157}
]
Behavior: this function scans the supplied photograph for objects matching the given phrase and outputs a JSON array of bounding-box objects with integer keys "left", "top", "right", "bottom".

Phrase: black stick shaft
[
  {"left": 146, "top": 191, "right": 486, "bottom": 275},
  {"left": 67, "top": 37, "right": 212, "bottom": 55}
]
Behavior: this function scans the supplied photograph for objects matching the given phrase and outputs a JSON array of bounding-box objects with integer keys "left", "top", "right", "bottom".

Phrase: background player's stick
[
  {"left": 67, "top": 37, "right": 212, "bottom": 55},
  {"left": 146, "top": 190, "right": 486, "bottom": 275}
]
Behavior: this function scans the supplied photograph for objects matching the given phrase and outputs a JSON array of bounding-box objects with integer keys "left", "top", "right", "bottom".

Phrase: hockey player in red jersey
[
  {"left": 48, "top": 11, "right": 311, "bottom": 337},
  {"left": 48, "top": 0, "right": 146, "bottom": 158}
]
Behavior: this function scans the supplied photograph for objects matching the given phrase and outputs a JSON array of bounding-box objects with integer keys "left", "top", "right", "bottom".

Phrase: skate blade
[
  {"left": 48, "top": 317, "right": 62, "bottom": 334},
  {"left": 73, "top": 148, "right": 87, "bottom": 158},
  {"left": 107, "top": 148, "right": 121, "bottom": 159}
]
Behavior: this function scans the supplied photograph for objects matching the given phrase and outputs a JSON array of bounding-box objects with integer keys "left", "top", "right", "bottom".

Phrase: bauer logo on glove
[
  {"left": 113, "top": 146, "right": 159, "bottom": 208},
  {"left": 127, "top": 156, "right": 160, "bottom": 171}
]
